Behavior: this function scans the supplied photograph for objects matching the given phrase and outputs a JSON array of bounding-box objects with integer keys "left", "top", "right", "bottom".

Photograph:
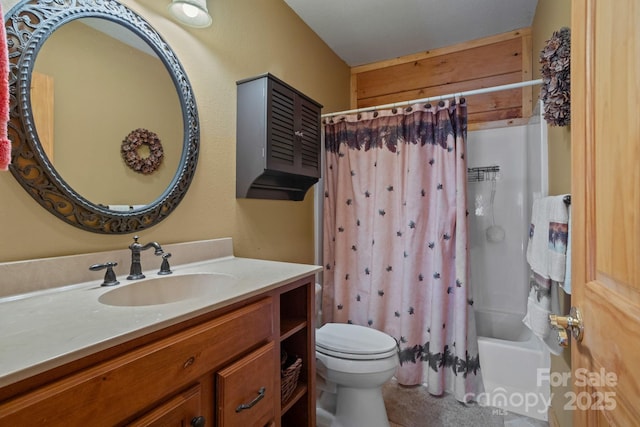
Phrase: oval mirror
[{"left": 5, "top": 0, "right": 199, "bottom": 234}]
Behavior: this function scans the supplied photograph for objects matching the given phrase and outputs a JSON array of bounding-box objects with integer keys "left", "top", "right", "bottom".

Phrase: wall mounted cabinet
[{"left": 236, "top": 73, "right": 322, "bottom": 201}]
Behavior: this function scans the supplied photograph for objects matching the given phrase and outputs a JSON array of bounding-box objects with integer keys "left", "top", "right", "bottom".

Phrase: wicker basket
[{"left": 281, "top": 355, "right": 302, "bottom": 403}]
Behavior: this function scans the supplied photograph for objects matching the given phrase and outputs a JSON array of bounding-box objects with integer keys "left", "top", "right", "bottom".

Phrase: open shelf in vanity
[{"left": 277, "top": 277, "right": 316, "bottom": 426}]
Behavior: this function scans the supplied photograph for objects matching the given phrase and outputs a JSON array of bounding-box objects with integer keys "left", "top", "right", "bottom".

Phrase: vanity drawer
[
  {"left": 216, "top": 341, "right": 276, "bottom": 426},
  {"left": 0, "top": 298, "right": 273, "bottom": 426},
  {"left": 128, "top": 383, "right": 203, "bottom": 427}
]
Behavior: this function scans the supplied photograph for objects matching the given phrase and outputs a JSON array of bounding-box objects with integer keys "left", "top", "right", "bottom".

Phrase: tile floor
[
  {"left": 388, "top": 410, "right": 549, "bottom": 427},
  {"left": 504, "top": 412, "right": 549, "bottom": 427},
  {"left": 383, "top": 379, "right": 550, "bottom": 427}
]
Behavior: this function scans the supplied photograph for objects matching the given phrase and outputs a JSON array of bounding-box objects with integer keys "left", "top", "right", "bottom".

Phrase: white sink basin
[{"left": 98, "top": 273, "right": 237, "bottom": 307}]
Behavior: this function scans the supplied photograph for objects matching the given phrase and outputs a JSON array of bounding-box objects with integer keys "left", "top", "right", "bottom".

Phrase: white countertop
[{"left": 0, "top": 255, "right": 321, "bottom": 388}]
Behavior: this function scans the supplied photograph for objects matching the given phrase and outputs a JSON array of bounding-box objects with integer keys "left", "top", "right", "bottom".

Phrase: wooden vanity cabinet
[{"left": 0, "top": 276, "right": 316, "bottom": 427}]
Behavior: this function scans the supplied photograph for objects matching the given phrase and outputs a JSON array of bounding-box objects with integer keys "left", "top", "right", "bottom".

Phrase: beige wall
[
  {"left": 532, "top": 2, "right": 572, "bottom": 426},
  {"left": 0, "top": 0, "right": 350, "bottom": 264},
  {"left": 532, "top": 0, "right": 572, "bottom": 197}
]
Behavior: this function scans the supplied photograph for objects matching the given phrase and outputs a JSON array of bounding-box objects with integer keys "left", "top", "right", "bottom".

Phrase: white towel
[
  {"left": 523, "top": 195, "right": 569, "bottom": 354},
  {"left": 542, "top": 280, "right": 564, "bottom": 355},
  {"left": 522, "top": 273, "right": 563, "bottom": 355},
  {"left": 526, "top": 195, "right": 569, "bottom": 282}
]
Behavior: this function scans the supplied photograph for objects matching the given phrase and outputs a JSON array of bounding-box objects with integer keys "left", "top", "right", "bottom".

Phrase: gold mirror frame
[{"left": 5, "top": 0, "right": 199, "bottom": 233}]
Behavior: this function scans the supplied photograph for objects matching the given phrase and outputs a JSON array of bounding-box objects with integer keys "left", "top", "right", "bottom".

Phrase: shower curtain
[{"left": 322, "top": 99, "right": 482, "bottom": 402}]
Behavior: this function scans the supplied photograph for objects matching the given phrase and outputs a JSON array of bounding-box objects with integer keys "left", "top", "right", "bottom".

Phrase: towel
[
  {"left": 523, "top": 195, "right": 570, "bottom": 354},
  {"left": 0, "top": 4, "right": 11, "bottom": 171},
  {"left": 522, "top": 273, "right": 563, "bottom": 355},
  {"left": 526, "top": 195, "right": 570, "bottom": 282}
]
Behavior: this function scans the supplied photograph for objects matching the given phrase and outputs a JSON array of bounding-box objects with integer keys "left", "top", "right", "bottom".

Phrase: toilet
[{"left": 315, "top": 322, "right": 399, "bottom": 427}]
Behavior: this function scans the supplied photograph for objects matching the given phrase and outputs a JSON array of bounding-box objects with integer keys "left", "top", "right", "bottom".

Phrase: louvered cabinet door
[
  {"left": 267, "top": 78, "right": 321, "bottom": 178},
  {"left": 296, "top": 96, "right": 321, "bottom": 178},
  {"left": 268, "top": 80, "right": 297, "bottom": 173}
]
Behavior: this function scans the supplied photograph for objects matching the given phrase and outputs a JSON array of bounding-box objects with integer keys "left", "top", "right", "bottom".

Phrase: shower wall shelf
[{"left": 467, "top": 166, "right": 500, "bottom": 183}]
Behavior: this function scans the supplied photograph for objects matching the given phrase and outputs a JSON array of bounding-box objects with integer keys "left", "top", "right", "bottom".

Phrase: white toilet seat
[
  {"left": 316, "top": 323, "right": 398, "bottom": 360},
  {"left": 316, "top": 349, "right": 398, "bottom": 375},
  {"left": 316, "top": 345, "right": 398, "bottom": 360}
]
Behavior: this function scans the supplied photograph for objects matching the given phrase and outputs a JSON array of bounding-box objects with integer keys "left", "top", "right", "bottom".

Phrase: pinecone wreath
[
  {"left": 539, "top": 27, "right": 571, "bottom": 126},
  {"left": 121, "top": 128, "right": 164, "bottom": 174}
]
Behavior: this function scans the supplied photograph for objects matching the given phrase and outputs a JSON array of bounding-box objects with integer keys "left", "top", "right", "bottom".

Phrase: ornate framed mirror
[{"left": 5, "top": 0, "right": 199, "bottom": 233}]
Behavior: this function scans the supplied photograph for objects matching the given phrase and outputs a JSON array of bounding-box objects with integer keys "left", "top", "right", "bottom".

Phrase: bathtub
[{"left": 475, "top": 309, "right": 550, "bottom": 421}]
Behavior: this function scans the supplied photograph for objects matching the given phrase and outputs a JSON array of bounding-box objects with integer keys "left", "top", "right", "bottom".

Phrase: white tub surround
[
  {"left": 476, "top": 310, "right": 550, "bottom": 420},
  {"left": 0, "top": 238, "right": 321, "bottom": 388},
  {"left": 468, "top": 107, "right": 550, "bottom": 422}
]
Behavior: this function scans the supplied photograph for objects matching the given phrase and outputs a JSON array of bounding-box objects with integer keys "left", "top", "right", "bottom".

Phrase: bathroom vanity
[{"left": 0, "top": 239, "right": 320, "bottom": 427}]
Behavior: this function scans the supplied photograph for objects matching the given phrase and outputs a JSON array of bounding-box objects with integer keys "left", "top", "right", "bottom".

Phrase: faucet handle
[
  {"left": 158, "top": 252, "right": 173, "bottom": 275},
  {"left": 89, "top": 262, "right": 120, "bottom": 286}
]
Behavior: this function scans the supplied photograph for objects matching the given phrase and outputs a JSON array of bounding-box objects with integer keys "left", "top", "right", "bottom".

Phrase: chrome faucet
[{"left": 127, "top": 235, "right": 164, "bottom": 280}]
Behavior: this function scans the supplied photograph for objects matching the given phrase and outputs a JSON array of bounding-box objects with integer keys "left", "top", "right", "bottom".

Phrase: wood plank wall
[{"left": 350, "top": 28, "right": 533, "bottom": 129}]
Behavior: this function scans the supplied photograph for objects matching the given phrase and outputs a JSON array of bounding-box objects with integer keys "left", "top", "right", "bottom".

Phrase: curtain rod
[{"left": 321, "top": 79, "right": 543, "bottom": 119}]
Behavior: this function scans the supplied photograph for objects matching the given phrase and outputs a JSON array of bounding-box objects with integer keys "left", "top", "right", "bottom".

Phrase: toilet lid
[{"left": 316, "top": 323, "right": 397, "bottom": 358}]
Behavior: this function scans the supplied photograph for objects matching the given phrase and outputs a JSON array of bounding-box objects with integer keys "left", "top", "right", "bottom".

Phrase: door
[
  {"left": 571, "top": 0, "right": 640, "bottom": 425},
  {"left": 296, "top": 96, "right": 322, "bottom": 178},
  {"left": 267, "top": 76, "right": 322, "bottom": 178},
  {"left": 268, "top": 78, "right": 297, "bottom": 174},
  {"left": 31, "top": 72, "right": 54, "bottom": 162}
]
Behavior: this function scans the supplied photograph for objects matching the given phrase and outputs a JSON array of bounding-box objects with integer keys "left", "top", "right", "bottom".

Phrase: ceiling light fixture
[{"left": 168, "top": 0, "right": 212, "bottom": 28}]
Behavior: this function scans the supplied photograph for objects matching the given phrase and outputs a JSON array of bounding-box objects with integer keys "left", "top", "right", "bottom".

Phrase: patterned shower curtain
[{"left": 322, "top": 99, "right": 482, "bottom": 402}]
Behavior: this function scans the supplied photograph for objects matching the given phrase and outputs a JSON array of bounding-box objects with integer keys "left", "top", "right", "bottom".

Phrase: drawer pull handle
[
  {"left": 235, "top": 387, "right": 266, "bottom": 412},
  {"left": 183, "top": 356, "right": 195, "bottom": 368}
]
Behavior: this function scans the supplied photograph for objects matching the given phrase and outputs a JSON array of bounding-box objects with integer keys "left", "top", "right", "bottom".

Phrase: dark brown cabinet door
[{"left": 267, "top": 78, "right": 321, "bottom": 178}]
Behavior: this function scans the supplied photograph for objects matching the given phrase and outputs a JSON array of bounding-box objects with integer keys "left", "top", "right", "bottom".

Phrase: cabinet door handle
[
  {"left": 235, "top": 387, "right": 266, "bottom": 412},
  {"left": 191, "top": 415, "right": 206, "bottom": 427},
  {"left": 294, "top": 130, "right": 304, "bottom": 138}
]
